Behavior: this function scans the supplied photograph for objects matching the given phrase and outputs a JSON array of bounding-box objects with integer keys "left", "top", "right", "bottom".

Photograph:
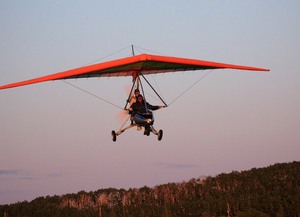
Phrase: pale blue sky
[{"left": 1, "top": 1, "right": 300, "bottom": 204}]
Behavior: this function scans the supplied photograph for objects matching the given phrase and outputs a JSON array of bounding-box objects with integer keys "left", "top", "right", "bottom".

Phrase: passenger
[
  {"left": 128, "top": 88, "right": 140, "bottom": 125},
  {"left": 129, "top": 88, "right": 140, "bottom": 105}
]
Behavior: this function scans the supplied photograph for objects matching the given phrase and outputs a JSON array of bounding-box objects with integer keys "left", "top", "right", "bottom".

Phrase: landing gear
[
  {"left": 111, "top": 130, "right": 117, "bottom": 142},
  {"left": 144, "top": 126, "right": 163, "bottom": 141},
  {"left": 111, "top": 126, "right": 163, "bottom": 141},
  {"left": 111, "top": 110, "right": 164, "bottom": 141}
]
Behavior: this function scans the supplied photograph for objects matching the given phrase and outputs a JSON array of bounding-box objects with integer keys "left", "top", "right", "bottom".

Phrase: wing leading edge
[{"left": 0, "top": 53, "right": 270, "bottom": 90}]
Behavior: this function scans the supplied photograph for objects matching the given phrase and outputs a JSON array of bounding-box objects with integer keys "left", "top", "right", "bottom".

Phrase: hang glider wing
[{"left": 0, "top": 53, "right": 270, "bottom": 90}]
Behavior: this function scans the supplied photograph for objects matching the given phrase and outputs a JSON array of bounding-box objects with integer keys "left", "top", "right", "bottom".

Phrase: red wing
[{"left": 0, "top": 53, "right": 270, "bottom": 90}]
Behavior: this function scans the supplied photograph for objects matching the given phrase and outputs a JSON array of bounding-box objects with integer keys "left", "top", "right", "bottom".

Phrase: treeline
[{"left": 1, "top": 161, "right": 299, "bottom": 217}]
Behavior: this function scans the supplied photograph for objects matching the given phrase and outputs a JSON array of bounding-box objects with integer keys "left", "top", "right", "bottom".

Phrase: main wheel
[
  {"left": 144, "top": 125, "right": 151, "bottom": 136},
  {"left": 145, "top": 129, "right": 150, "bottom": 136},
  {"left": 158, "top": 130, "right": 163, "bottom": 141},
  {"left": 111, "top": 130, "right": 117, "bottom": 142}
]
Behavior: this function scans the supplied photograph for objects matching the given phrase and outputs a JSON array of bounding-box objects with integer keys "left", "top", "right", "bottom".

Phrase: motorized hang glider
[{"left": 0, "top": 53, "right": 269, "bottom": 141}]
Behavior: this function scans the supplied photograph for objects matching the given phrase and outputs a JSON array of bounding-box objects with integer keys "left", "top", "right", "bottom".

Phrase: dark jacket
[{"left": 130, "top": 101, "right": 160, "bottom": 115}]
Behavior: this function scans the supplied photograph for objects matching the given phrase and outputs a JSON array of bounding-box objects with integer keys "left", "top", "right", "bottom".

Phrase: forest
[{"left": 1, "top": 161, "right": 299, "bottom": 217}]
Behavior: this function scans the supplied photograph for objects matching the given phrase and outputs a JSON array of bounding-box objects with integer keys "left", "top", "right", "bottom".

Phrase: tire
[
  {"left": 111, "top": 130, "right": 117, "bottom": 142},
  {"left": 144, "top": 125, "right": 151, "bottom": 136},
  {"left": 158, "top": 130, "right": 163, "bottom": 141},
  {"left": 146, "top": 128, "right": 150, "bottom": 136}
]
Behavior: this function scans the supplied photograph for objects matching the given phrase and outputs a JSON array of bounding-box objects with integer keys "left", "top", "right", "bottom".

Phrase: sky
[{"left": 1, "top": 1, "right": 299, "bottom": 205}]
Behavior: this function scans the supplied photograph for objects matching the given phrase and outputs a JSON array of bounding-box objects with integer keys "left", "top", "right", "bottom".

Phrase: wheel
[
  {"left": 111, "top": 130, "right": 117, "bottom": 142},
  {"left": 158, "top": 130, "right": 163, "bottom": 141},
  {"left": 144, "top": 125, "right": 151, "bottom": 136}
]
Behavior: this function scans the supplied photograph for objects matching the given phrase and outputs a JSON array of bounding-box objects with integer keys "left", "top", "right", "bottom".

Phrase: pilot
[
  {"left": 129, "top": 94, "right": 165, "bottom": 133},
  {"left": 130, "top": 94, "right": 163, "bottom": 114}
]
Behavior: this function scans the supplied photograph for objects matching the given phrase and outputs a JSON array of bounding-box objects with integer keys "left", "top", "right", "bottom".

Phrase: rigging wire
[
  {"left": 133, "top": 45, "right": 167, "bottom": 56},
  {"left": 82, "top": 45, "right": 132, "bottom": 66},
  {"left": 149, "top": 74, "right": 165, "bottom": 102},
  {"left": 62, "top": 80, "right": 123, "bottom": 110},
  {"left": 60, "top": 46, "right": 134, "bottom": 110},
  {"left": 168, "top": 70, "right": 212, "bottom": 106}
]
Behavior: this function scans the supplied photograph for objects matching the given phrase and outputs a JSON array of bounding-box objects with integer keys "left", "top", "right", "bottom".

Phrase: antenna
[{"left": 131, "top": 45, "right": 135, "bottom": 56}]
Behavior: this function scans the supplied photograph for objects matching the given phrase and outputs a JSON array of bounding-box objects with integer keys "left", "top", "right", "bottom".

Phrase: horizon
[{"left": 1, "top": 160, "right": 296, "bottom": 205}]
